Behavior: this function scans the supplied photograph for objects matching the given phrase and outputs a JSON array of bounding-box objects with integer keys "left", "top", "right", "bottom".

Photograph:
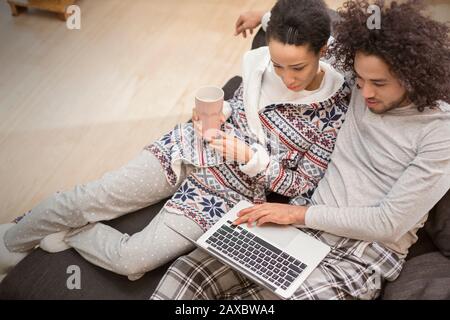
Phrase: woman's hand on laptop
[{"left": 233, "top": 203, "right": 308, "bottom": 227}]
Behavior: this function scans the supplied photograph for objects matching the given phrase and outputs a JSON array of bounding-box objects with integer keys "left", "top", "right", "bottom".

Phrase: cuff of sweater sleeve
[
  {"left": 261, "top": 12, "right": 271, "bottom": 32},
  {"left": 222, "top": 101, "right": 232, "bottom": 120},
  {"left": 239, "top": 143, "right": 270, "bottom": 177},
  {"left": 303, "top": 205, "right": 325, "bottom": 229}
]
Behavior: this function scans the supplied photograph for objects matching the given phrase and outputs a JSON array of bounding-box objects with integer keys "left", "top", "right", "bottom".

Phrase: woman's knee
[
  {"left": 50, "top": 186, "right": 93, "bottom": 225},
  {"left": 111, "top": 245, "right": 173, "bottom": 276},
  {"left": 109, "top": 250, "right": 151, "bottom": 276}
]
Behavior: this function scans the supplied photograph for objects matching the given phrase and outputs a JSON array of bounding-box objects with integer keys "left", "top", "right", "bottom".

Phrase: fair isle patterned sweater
[{"left": 145, "top": 80, "right": 351, "bottom": 232}]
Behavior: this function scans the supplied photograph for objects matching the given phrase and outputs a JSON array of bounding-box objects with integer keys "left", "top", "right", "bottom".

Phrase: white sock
[
  {"left": 0, "top": 223, "right": 30, "bottom": 282},
  {"left": 127, "top": 273, "right": 145, "bottom": 281},
  {"left": 39, "top": 230, "right": 71, "bottom": 253}
]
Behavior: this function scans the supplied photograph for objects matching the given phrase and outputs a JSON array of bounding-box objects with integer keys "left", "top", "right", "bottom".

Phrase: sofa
[{"left": 1, "top": 27, "right": 449, "bottom": 300}]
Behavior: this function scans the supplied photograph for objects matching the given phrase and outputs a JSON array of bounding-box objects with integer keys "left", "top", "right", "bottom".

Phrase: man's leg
[
  {"left": 150, "top": 241, "right": 403, "bottom": 300},
  {"left": 150, "top": 249, "right": 265, "bottom": 300},
  {"left": 65, "top": 209, "right": 203, "bottom": 280},
  {"left": 149, "top": 249, "right": 354, "bottom": 300}
]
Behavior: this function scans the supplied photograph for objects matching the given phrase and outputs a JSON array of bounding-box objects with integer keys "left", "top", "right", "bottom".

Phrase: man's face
[{"left": 354, "top": 52, "right": 410, "bottom": 114}]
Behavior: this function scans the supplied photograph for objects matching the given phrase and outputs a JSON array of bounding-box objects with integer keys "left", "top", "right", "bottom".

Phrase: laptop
[{"left": 166, "top": 200, "right": 331, "bottom": 299}]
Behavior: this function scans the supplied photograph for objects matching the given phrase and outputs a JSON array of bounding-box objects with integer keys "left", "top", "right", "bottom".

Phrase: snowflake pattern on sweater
[{"left": 144, "top": 82, "right": 351, "bottom": 231}]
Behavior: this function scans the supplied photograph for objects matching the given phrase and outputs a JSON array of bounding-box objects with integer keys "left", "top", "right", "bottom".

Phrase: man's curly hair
[{"left": 328, "top": 0, "right": 449, "bottom": 110}]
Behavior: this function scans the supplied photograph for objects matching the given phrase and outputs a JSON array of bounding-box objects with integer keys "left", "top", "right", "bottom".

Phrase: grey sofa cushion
[
  {"left": 425, "top": 189, "right": 450, "bottom": 257},
  {"left": 405, "top": 227, "right": 437, "bottom": 261},
  {"left": 382, "top": 252, "right": 450, "bottom": 300}
]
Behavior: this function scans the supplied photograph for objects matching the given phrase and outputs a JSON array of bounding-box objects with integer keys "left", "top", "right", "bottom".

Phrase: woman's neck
[{"left": 305, "top": 67, "right": 324, "bottom": 91}]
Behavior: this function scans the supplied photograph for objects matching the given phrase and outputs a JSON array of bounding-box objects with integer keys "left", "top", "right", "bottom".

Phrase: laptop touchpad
[{"left": 250, "top": 224, "right": 299, "bottom": 248}]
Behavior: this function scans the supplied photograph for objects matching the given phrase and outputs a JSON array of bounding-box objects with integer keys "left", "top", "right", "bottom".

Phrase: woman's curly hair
[{"left": 328, "top": 0, "right": 449, "bottom": 110}]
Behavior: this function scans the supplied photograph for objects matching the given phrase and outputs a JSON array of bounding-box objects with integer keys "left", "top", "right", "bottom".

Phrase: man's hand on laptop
[{"left": 233, "top": 203, "right": 308, "bottom": 227}]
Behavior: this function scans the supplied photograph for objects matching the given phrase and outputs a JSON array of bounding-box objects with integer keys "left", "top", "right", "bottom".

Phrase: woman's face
[{"left": 268, "top": 38, "right": 322, "bottom": 92}]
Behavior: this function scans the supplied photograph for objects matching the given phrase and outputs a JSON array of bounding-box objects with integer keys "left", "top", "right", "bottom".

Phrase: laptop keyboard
[{"left": 206, "top": 220, "right": 308, "bottom": 290}]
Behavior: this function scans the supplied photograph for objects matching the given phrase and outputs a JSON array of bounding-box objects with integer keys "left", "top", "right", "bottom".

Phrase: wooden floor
[
  {"left": 0, "top": 0, "right": 448, "bottom": 223},
  {"left": 0, "top": 0, "right": 276, "bottom": 223}
]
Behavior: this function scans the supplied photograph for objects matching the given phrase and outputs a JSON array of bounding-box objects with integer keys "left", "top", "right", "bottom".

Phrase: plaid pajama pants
[{"left": 150, "top": 229, "right": 405, "bottom": 300}]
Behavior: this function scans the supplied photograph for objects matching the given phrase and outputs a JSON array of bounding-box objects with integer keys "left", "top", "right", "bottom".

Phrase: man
[{"left": 150, "top": 0, "right": 450, "bottom": 300}]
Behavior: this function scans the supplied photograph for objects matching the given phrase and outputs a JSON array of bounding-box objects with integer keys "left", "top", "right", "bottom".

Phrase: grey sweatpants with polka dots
[{"left": 4, "top": 150, "right": 203, "bottom": 280}]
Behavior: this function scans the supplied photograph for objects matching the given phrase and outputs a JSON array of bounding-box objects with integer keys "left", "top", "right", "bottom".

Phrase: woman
[{"left": 0, "top": 0, "right": 350, "bottom": 282}]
